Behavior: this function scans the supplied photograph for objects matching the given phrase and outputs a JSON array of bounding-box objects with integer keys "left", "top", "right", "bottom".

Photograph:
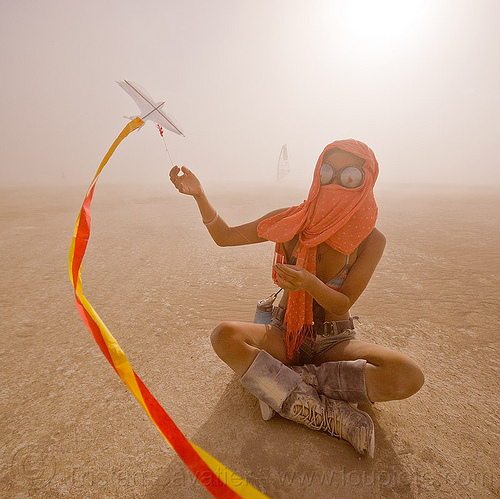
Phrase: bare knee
[
  {"left": 392, "top": 358, "right": 425, "bottom": 399},
  {"left": 210, "top": 321, "right": 244, "bottom": 357},
  {"left": 368, "top": 355, "right": 425, "bottom": 402},
  {"left": 210, "top": 322, "right": 261, "bottom": 376}
]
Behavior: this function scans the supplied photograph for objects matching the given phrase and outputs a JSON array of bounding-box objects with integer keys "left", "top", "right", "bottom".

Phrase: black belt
[{"left": 272, "top": 307, "right": 357, "bottom": 338}]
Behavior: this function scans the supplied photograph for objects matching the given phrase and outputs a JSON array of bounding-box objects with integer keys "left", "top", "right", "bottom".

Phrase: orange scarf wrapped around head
[{"left": 257, "top": 139, "right": 379, "bottom": 358}]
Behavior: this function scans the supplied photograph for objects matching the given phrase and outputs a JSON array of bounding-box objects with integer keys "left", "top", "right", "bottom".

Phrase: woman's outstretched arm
[{"left": 169, "top": 165, "right": 286, "bottom": 246}]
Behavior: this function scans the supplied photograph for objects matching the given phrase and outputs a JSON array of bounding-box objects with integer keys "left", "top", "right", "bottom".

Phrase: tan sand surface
[{"left": 1, "top": 182, "right": 499, "bottom": 498}]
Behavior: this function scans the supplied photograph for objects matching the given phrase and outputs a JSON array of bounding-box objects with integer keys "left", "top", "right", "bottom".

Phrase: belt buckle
[
  {"left": 322, "top": 322, "right": 330, "bottom": 337},
  {"left": 320, "top": 318, "right": 356, "bottom": 338},
  {"left": 320, "top": 322, "right": 337, "bottom": 337}
]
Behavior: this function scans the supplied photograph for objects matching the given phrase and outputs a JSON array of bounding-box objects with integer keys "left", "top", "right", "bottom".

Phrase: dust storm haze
[
  {"left": 0, "top": 0, "right": 499, "bottom": 191},
  {"left": 2, "top": 2, "right": 500, "bottom": 498}
]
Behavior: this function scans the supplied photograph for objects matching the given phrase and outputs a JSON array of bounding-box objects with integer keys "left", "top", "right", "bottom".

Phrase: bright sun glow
[{"left": 335, "top": 0, "right": 432, "bottom": 55}]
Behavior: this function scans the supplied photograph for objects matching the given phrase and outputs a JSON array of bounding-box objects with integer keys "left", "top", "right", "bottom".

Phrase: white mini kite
[{"left": 117, "top": 79, "right": 185, "bottom": 136}]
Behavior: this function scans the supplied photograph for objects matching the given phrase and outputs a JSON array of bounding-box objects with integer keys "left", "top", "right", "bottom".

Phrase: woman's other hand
[
  {"left": 169, "top": 166, "right": 204, "bottom": 197},
  {"left": 274, "top": 263, "right": 316, "bottom": 292}
]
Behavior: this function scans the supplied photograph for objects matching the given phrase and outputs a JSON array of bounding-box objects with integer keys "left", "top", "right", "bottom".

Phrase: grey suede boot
[
  {"left": 258, "top": 359, "right": 372, "bottom": 421},
  {"left": 241, "top": 350, "right": 375, "bottom": 457},
  {"left": 292, "top": 359, "right": 372, "bottom": 404}
]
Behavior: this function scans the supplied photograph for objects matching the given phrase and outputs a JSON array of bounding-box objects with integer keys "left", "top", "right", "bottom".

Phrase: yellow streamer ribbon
[{"left": 69, "top": 117, "right": 270, "bottom": 499}]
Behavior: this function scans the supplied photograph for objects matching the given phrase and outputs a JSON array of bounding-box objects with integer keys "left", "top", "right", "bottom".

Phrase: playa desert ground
[{"left": 0, "top": 182, "right": 498, "bottom": 498}]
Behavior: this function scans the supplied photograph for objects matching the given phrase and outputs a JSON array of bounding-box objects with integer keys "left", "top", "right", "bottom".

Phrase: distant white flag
[{"left": 277, "top": 144, "right": 290, "bottom": 181}]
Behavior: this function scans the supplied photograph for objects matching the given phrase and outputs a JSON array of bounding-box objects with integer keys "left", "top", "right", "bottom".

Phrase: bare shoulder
[{"left": 358, "top": 228, "right": 386, "bottom": 256}]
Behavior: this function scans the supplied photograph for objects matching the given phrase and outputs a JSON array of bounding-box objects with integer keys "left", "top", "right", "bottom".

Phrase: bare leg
[
  {"left": 212, "top": 322, "right": 376, "bottom": 456},
  {"left": 210, "top": 321, "right": 296, "bottom": 377},
  {"left": 316, "top": 340, "right": 424, "bottom": 402}
]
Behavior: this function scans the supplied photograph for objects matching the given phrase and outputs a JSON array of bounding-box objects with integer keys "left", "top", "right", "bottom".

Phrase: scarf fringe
[{"left": 284, "top": 323, "right": 315, "bottom": 359}]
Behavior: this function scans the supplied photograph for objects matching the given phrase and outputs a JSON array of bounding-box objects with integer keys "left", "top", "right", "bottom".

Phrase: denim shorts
[{"left": 270, "top": 313, "right": 356, "bottom": 364}]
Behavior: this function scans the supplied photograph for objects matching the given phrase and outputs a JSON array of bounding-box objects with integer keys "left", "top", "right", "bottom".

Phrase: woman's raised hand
[{"left": 169, "top": 166, "right": 204, "bottom": 197}]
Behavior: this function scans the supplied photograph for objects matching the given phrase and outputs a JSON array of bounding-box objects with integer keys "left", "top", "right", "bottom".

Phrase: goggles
[{"left": 319, "top": 162, "right": 365, "bottom": 189}]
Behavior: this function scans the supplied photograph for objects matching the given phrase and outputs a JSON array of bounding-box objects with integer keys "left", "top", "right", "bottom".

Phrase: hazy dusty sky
[{"left": 1, "top": 0, "right": 499, "bottom": 188}]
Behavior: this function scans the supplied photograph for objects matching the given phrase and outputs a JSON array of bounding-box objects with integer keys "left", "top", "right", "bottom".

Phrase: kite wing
[{"left": 117, "top": 79, "right": 185, "bottom": 136}]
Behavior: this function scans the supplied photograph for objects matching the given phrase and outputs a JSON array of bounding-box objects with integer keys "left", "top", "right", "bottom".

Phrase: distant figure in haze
[{"left": 169, "top": 139, "right": 424, "bottom": 457}]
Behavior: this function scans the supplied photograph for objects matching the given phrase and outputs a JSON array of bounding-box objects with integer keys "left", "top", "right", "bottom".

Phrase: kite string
[
  {"left": 155, "top": 124, "right": 254, "bottom": 247},
  {"left": 157, "top": 124, "right": 175, "bottom": 167},
  {"left": 154, "top": 124, "right": 254, "bottom": 247}
]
